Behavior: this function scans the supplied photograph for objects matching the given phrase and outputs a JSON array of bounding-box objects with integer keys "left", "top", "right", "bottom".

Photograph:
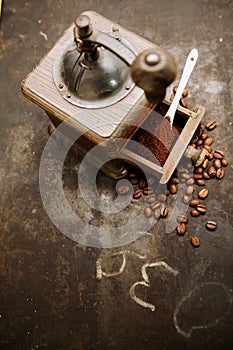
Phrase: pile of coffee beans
[{"left": 118, "top": 91, "right": 228, "bottom": 248}]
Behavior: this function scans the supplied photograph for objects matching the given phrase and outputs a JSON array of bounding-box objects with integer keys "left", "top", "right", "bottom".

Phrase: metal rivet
[
  {"left": 112, "top": 26, "right": 119, "bottom": 32},
  {"left": 59, "top": 83, "right": 63, "bottom": 89},
  {"left": 145, "top": 53, "right": 160, "bottom": 66},
  {"left": 125, "top": 86, "right": 130, "bottom": 90},
  {"left": 67, "top": 94, "right": 71, "bottom": 98},
  {"left": 115, "top": 35, "right": 121, "bottom": 41}
]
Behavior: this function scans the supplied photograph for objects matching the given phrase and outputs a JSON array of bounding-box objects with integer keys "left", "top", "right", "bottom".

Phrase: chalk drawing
[
  {"left": 96, "top": 250, "right": 146, "bottom": 280},
  {"left": 129, "top": 261, "right": 179, "bottom": 311},
  {"left": 173, "top": 282, "right": 232, "bottom": 338}
]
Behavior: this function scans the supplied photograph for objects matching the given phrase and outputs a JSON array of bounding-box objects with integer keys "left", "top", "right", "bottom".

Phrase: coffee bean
[
  {"left": 203, "top": 171, "right": 211, "bottom": 180},
  {"left": 208, "top": 153, "right": 214, "bottom": 161},
  {"left": 198, "top": 188, "right": 209, "bottom": 199},
  {"left": 203, "top": 145, "right": 212, "bottom": 153},
  {"left": 143, "top": 187, "right": 153, "bottom": 195},
  {"left": 168, "top": 183, "right": 177, "bottom": 194},
  {"left": 213, "top": 150, "right": 224, "bottom": 159},
  {"left": 197, "top": 139, "right": 203, "bottom": 146},
  {"left": 194, "top": 167, "right": 203, "bottom": 174},
  {"left": 185, "top": 185, "right": 194, "bottom": 195},
  {"left": 193, "top": 173, "right": 203, "bottom": 180},
  {"left": 118, "top": 185, "right": 130, "bottom": 195},
  {"left": 199, "top": 123, "right": 205, "bottom": 133},
  {"left": 180, "top": 97, "right": 187, "bottom": 108},
  {"left": 206, "top": 220, "right": 217, "bottom": 230},
  {"left": 150, "top": 201, "right": 161, "bottom": 210},
  {"left": 173, "top": 85, "right": 178, "bottom": 94},
  {"left": 139, "top": 178, "right": 146, "bottom": 188},
  {"left": 221, "top": 158, "right": 228, "bottom": 167},
  {"left": 192, "top": 135, "right": 199, "bottom": 144},
  {"left": 190, "top": 209, "right": 200, "bottom": 217},
  {"left": 186, "top": 178, "right": 195, "bottom": 185},
  {"left": 154, "top": 208, "right": 161, "bottom": 219},
  {"left": 148, "top": 177, "right": 156, "bottom": 186},
  {"left": 176, "top": 223, "right": 186, "bottom": 235},
  {"left": 216, "top": 168, "right": 225, "bottom": 179},
  {"left": 202, "top": 158, "right": 209, "bottom": 169},
  {"left": 129, "top": 172, "right": 136, "bottom": 178},
  {"left": 157, "top": 193, "right": 167, "bottom": 202},
  {"left": 177, "top": 215, "right": 188, "bottom": 223},
  {"left": 182, "top": 88, "right": 188, "bottom": 97},
  {"left": 133, "top": 189, "right": 141, "bottom": 199},
  {"left": 196, "top": 203, "right": 206, "bottom": 214},
  {"left": 130, "top": 177, "right": 138, "bottom": 185},
  {"left": 206, "top": 120, "right": 217, "bottom": 131},
  {"left": 196, "top": 179, "right": 205, "bottom": 186},
  {"left": 213, "top": 159, "right": 222, "bottom": 169},
  {"left": 181, "top": 173, "right": 191, "bottom": 180},
  {"left": 171, "top": 177, "right": 179, "bottom": 185},
  {"left": 182, "top": 195, "right": 190, "bottom": 204},
  {"left": 189, "top": 198, "right": 200, "bottom": 207},
  {"left": 201, "top": 133, "right": 208, "bottom": 140},
  {"left": 160, "top": 206, "right": 168, "bottom": 218},
  {"left": 191, "top": 235, "right": 200, "bottom": 247},
  {"left": 204, "top": 137, "right": 213, "bottom": 146},
  {"left": 207, "top": 166, "right": 216, "bottom": 177},
  {"left": 170, "top": 93, "right": 175, "bottom": 101},
  {"left": 146, "top": 195, "right": 156, "bottom": 204},
  {"left": 144, "top": 206, "right": 152, "bottom": 218}
]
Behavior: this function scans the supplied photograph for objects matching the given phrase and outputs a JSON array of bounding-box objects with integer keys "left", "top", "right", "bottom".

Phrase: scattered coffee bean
[
  {"left": 186, "top": 178, "right": 195, "bottom": 186},
  {"left": 191, "top": 235, "right": 200, "bottom": 247},
  {"left": 204, "top": 137, "right": 213, "bottom": 146},
  {"left": 148, "top": 177, "right": 156, "bottom": 186},
  {"left": 177, "top": 223, "right": 186, "bottom": 235},
  {"left": 154, "top": 208, "right": 161, "bottom": 219},
  {"left": 197, "top": 139, "right": 203, "bottom": 146},
  {"left": 139, "top": 178, "right": 146, "bottom": 188},
  {"left": 202, "top": 158, "right": 209, "bottom": 169},
  {"left": 182, "top": 195, "right": 190, "bottom": 204},
  {"left": 201, "top": 133, "right": 208, "bottom": 140},
  {"left": 208, "top": 152, "right": 214, "bottom": 161},
  {"left": 118, "top": 185, "right": 130, "bottom": 195},
  {"left": 206, "top": 120, "right": 217, "bottom": 131},
  {"left": 189, "top": 198, "right": 200, "bottom": 207},
  {"left": 216, "top": 168, "right": 225, "bottom": 179},
  {"left": 173, "top": 85, "right": 178, "bottom": 94},
  {"left": 133, "top": 189, "right": 141, "bottom": 199},
  {"left": 146, "top": 195, "right": 156, "bottom": 204},
  {"left": 196, "top": 179, "right": 205, "bottom": 186},
  {"left": 182, "top": 88, "right": 188, "bottom": 97},
  {"left": 170, "top": 94, "right": 175, "bottom": 101},
  {"left": 144, "top": 206, "right": 152, "bottom": 218},
  {"left": 157, "top": 193, "right": 167, "bottom": 202},
  {"left": 213, "top": 150, "right": 224, "bottom": 159},
  {"left": 203, "top": 145, "right": 212, "bottom": 153},
  {"left": 168, "top": 183, "right": 177, "bottom": 194},
  {"left": 206, "top": 220, "right": 217, "bottom": 231},
  {"left": 143, "top": 187, "right": 153, "bottom": 196},
  {"left": 129, "top": 172, "right": 136, "bottom": 178},
  {"left": 207, "top": 166, "right": 216, "bottom": 177},
  {"left": 186, "top": 185, "right": 194, "bottom": 195},
  {"left": 150, "top": 201, "right": 161, "bottom": 210},
  {"left": 171, "top": 177, "right": 179, "bottom": 185},
  {"left": 177, "top": 215, "right": 188, "bottom": 223},
  {"left": 198, "top": 188, "right": 209, "bottom": 199},
  {"left": 190, "top": 209, "right": 200, "bottom": 217},
  {"left": 203, "top": 171, "right": 211, "bottom": 180},
  {"left": 182, "top": 172, "right": 191, "bottom": 179},
  {"left": 193, "top": 173, "right": 203, "bottom": 180},
  {"left": 130, "top": 177, "right": 138, "bottom": 185},
  {"left": 213, "top": 159, "right": 222, "bottom": 169},
  {"left": 194, "top": 167, "right": 203, "bottom": 174},
  {"left": 160, "top": 206, "right": 168, "bottom": 218},
  {"left": 180, "top": 97, "right": 187, "bottom": 108},
  {"left": 196, "top": 203, "right": 207, "bottom": 214},
  {"left": 221, "top": 158, "right": 228, "bottom": 167}
]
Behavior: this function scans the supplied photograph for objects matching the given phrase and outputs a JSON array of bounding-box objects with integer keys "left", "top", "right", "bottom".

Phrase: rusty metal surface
[{"left": 0, "top": 0, "right": 233, "bottom": 349}]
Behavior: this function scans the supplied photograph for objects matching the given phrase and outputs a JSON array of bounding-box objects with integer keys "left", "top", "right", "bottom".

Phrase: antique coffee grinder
[{"left": 21, "top": 11, "right": 206, "bottom": 183}]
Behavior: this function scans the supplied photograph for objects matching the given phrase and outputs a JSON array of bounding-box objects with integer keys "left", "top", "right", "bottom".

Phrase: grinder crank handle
[{"left": 165, "top": 48, "right": 198, "bottom": 129}]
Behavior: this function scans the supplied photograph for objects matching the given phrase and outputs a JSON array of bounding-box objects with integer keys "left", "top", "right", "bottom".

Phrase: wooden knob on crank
[{"left": 131, "top": 48, "right": 178, "bottom": 104}]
